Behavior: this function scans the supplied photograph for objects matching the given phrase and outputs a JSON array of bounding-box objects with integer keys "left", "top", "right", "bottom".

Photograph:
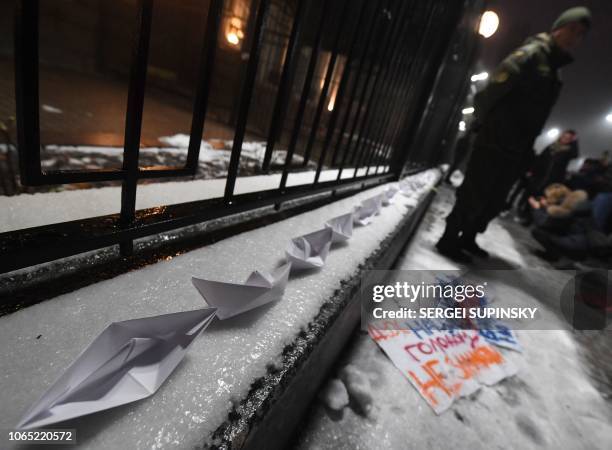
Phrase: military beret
[{"left": 552, "top": 6, "right": 592, "bottom": 31}]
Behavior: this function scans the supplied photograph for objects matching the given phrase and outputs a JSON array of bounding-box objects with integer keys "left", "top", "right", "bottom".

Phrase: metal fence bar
[
  {"left": 300, "top": 0, "right": 352, "bottom": 167},
  {"left": 376, "top": 5, "right": 440, "bottom": 174},
  {"left": 347, "top": 0, "right": 413, "bottom": 177},
  {"left": 224, "top": 0, "right": 270, "bottom": 202},
  {"left": 355, "top": 35, "right": 414, "bottom": 176},
  {"left": 312, "top": 0, "right": 370, "bottom": 185},
  {"left": 185, "top": 0, "right": 224, "bottom": 172},
  {"left": 351, "top": 4, "right": 412, "bottom": 178},
  {"left": 329, "top": 0, "right": 389, "bottom": 174},
  {"left": 371, "top": 9, "right": 435, "bottom": 175},
  {"left": 334, "top": 3, "right": 399, "bottom": 180},
  {"left": 347, "top": 2, "right": 410, "bottom": 168},
  {"left": 14, "top": 0, "right": 41, "bottom": 185},
  {"left": 392, "top": 2, "right": 465, "bottom": 173},
  {"left": 278, "top": 0, "right": 332, "bottom": 192},
  {"left": 261, "top": 0, "right": 308, "bottom": 172},
  {"left": 359, "top": 15, "right": 422, "bottom": 176},
  {"left": 5, "top": 0, "right": 466, "bottom": 274},
  {"left": 119, "top": 0, "right": 154, "bottom": 255},
  {"left": 1, "top": 172, "right": 395, "bottom": 274}
]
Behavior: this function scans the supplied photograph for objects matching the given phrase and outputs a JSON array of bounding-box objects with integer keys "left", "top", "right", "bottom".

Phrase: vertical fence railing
[
  {"left": 341, "top": 0, "right": 411, "bottom": 178},
  {"left": 312, "top": 0, "right": 370, "bottom": 184},
  {"left": 260, "top": 0, "right": 307, "bottom": 172},
  {"left": 278, "top": 0, "right": 337, "bottom": 192},
  {"left": 223, "top": 0, "right": 271, "bottom": 202},
  {"left": 119, "top": 0, "right": 153, "bottom": 254},
  {"left": 4, "top": 0, "right": 465, "bottom": 274}
]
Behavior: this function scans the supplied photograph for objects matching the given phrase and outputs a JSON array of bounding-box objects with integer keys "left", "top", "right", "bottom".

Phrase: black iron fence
[{"left": 1, "top": 0, "right": 464, "bottom": 274}]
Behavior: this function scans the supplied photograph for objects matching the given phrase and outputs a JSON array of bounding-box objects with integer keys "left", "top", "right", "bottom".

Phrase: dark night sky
[{"left": 479, "top": 0, "right": 612, "bottom": 155}]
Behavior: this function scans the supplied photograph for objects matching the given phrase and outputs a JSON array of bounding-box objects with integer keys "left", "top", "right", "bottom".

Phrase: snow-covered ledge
[{"left": 0, "top": 169, "right": 440, "bottom": 449}]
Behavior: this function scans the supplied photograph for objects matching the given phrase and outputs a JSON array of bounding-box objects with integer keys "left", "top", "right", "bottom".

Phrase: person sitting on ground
[
  {"left": 532, "top": 192, "right": 612, "bottom": 262},
  {"left": 516, "top": 129, "right": 579, "bottom": 223},
  {"left": 528, "top": 183, "right": 588, "bottom": 231}
]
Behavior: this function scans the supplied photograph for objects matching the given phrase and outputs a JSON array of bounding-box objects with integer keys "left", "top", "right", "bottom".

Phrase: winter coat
[
  {"left": 473, "top": 33, "right": 572, "bottom": 159},
  {"left": 542, "top": 183, "right": 588, "bottom": 218},
  {"left": 532, "top": 140, "right": 579, "bottom": 191}
]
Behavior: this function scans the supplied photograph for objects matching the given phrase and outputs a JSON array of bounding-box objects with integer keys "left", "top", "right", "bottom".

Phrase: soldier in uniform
[{"left": 436, "top": 6, "right": 592, "bottom": 262}]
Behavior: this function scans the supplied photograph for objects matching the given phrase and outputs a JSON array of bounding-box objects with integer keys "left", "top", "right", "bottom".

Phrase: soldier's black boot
[
  {"left": 459, "top": 231, "right": 489, "bottom": 258},
  {"left": 436, "top": 227, "right": 472, "bottom": 263}
]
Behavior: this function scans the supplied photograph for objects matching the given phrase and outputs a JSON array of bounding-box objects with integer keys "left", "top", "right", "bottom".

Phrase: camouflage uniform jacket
[{"left": 473, "top": 33, "right": 573, "bottom": 159}]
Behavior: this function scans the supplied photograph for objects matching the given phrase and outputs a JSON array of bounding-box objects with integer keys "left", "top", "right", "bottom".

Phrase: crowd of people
[
  {"left": 511, "top": 134, "right": 612, "bottom": 265},
  {"left": 436, "top": 6, "right": 612, "bottom": 268}
]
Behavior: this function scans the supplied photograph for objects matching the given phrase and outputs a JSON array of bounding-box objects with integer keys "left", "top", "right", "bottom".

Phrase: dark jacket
[
  {"left": 473, "top": 33, "right": 573, "bottom": 159},
  {"left": 531, "top": 139, "right": 579, "bottom": 191}
]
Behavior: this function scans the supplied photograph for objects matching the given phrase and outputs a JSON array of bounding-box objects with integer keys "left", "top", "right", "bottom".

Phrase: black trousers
[{"left": 445, "top": 144, "right": 524, "bottom": 236}]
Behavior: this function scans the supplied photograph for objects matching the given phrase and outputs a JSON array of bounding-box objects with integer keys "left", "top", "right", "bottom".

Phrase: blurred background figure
[
  {"left": 515, "top": 129, "right": 579, "bottom": 224},
  {"left": 568, "top": 149, "right": 612, "bottom": 197}
]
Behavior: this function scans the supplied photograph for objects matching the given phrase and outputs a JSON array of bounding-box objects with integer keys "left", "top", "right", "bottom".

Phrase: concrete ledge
[
  {"left": 0, "top": 170, "right": 439, "bottom": 450},
  {"left": 210, "top": 191, "right": 435, "bottom": 450}
]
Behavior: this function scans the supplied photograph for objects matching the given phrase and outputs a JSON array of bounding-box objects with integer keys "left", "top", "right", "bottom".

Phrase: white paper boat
[
  {"left": 382, "top": 185, "right": 399, "bottom": 205},
  {"left": 285, "top": 228, "right": 333, "bottom": 269},
  {"left": 325, "top": 212, "right": 354, "bottom": 243},
  {"left": 17, "top": 307, "right": 217, "bottom": 429},
  {"left": 353, "top": 194, "right": 383, "bottom": 226},
  {"left": 192, "top": 263, "right": 291, "bottom": 320}
]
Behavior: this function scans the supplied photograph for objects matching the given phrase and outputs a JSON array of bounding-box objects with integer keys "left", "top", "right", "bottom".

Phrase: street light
[
  {"left": 470, "top": 72, "right": 489, "bottom": 82},
  {"left": 458, "top": 120, "right": 467, "bottom": 131},
  {"left": 226, "top": 32, "right": 240, "bottom": 45},
  {"left": 547, "top": 128, "right": 560, "bottom": 139},
  {"left": 478, "top": 11, "right": 499, "bottom": 38},
  {"left": 462, "top": 107, "right": 475, "bottom": 115},
  {"left": 606, "top": 113, "right": 612, "bottom": 124}
]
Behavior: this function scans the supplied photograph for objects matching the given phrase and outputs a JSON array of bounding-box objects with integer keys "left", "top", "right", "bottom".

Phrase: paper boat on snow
[
  {"left": 353, "top": 194, "right": 383, "bottom": 226},
  {"left": 17, "top": 307, "right": 217, "bottom": 430},
  {"left": 382, "top": 185, "right": 400, "bottom": 206},
  {"left": 399, "top": 178, "right": 416, "bottom": 194},
  {"left": 325, "top": 212, "right": 354, "bottom": 243},
  {"left": 286, "top": 228, "right": 333, "bottom": 270},
  {"left": 192, "top": 263, "right": 291, "bottom": 320}
]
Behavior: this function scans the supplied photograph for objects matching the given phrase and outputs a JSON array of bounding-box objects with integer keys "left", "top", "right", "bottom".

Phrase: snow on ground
[
  {"left": 0, "top": 139, "right": 328, "bottom": 196},
  {"left": 0, "top": 170, "right": 438, "bottom": 450},
  {"left": 0, "top": 166, "right": 388, "bottom": 233},
  {"left": 296, "top": 186, "right": 612, "bottom": 450},
  {"left": 45, "top": 137, "right": 308, "bottom": 167}
]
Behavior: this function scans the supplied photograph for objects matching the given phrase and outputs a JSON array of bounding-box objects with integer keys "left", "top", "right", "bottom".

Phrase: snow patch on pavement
[
  {"left": 319, "top": 379, "right": 350, "bottom": 412},
  {"left": 339, "top": 365, "right": 374, "bottom": 416}
]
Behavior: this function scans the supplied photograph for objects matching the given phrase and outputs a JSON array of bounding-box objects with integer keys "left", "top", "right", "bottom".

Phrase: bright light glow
[
  {"left": 462, "top": 107, "right": 475, "bottom": 115},
  {"left": 478, "top": 11, "right": 499, "bottom": 38},
  {"left": 606, "top": 113, "right": 612, "bottom": 124},
  {"left": 547, "top": 128, "right": 560, "bottom": 139},
  {"left": 327, "top": 98, "right": 335, "bottom": 111},
  {"left": 459, "top": 120, "right": 466, "bottom": 131},
  {"left": 226, "top": 32, "right": 240, "bottom": 45},
  {"left": 470, "top": 71, "right": 489, "bottom": 82}
]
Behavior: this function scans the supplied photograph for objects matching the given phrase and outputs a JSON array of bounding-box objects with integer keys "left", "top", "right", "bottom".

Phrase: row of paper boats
[{"left": 17, "top": 183, "right": 415, "bottom": 429}]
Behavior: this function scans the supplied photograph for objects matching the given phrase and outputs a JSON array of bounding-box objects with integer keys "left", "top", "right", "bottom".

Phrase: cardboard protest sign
[
  {"left": 368, "top": 318, "right": 517, "bottom": 414},
  {"left": 433, "top": 275, "right": 522, "bottom": 352}
]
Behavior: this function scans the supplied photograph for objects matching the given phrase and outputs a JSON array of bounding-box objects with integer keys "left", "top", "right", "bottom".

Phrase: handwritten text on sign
[{"left": 368, "top": 318, "right": 517, "bottom": 413}]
